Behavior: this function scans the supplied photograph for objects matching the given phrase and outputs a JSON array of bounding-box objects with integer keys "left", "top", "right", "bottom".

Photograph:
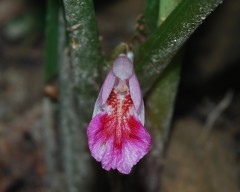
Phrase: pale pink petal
[
  {"left": 112, "top": 55, "right": 133, "bottom": 81},
  {"left": 138, "top": 100, "right": 145, "bottom": 125},
  {"left": 92, "top": 98, "right": 101, "bottom": 118},
  {"left": 99, "top": 70, "right": 116, "bottom": 105},
  {"left": 108, "top": 115, "right": 151, "bottom": 174},
  {"left": 129, "top": 73, "right": 142, "bottom": 112},
  {"left": 126, "top": 51, "right": 134, "bottom": 62},
  {"left": 87, "top": 114, "right": 107, "bottom": 161}
]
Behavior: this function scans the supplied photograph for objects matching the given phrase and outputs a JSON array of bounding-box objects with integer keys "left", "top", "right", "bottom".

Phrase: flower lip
[
  {"left": 112, "top": 55, "right": 133, "bottom": 80},
  {"left": 87, "top": 89, "right": 151, "bottom": 174}
]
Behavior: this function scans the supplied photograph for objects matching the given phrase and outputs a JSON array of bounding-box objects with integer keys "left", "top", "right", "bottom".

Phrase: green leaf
[
  {"left": 144, "top": 0, "right": 159, "bottom": 33},
  {"left": 139, "top": 1, "right": 183, "bottom": 191},
  {"left": 136, "top": 0, "right": 223, "bottom": 94},
  {"left": 145, "top": 0, "right": 183, "bottom": 149},
  {"left": 146, "top": 50, "right": 182, "bottom": 142},
  {"left": 146, "top": 0, "right": 182, "bottom": 135},
  {"left": 44, "top": 0, "right": 60, "bottom": 82},
  {"left": 158, "top": 0, "right": 181, "bottom": 25}
]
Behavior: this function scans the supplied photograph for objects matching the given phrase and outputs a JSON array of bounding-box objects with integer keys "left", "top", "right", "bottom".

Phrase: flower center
[{"left": 103, "top": 88, "right": 134, "bottom": 149}]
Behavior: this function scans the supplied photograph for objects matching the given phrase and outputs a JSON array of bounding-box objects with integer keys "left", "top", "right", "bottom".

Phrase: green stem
[
  {"left": 59, "top": 0, "right": 106, "bottom": 191},
  {"left": 63, "top": 0, "right": 104, "bottom": 122}
]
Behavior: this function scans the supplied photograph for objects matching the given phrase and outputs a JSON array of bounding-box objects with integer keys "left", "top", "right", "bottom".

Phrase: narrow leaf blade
[{"left": 136, "top": 0, "right": 223, "bottom": 93}]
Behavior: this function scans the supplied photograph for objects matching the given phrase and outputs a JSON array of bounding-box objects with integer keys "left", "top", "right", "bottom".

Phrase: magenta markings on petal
[{"left": 87, "top": 53, "right": 152, "bottom": 174}]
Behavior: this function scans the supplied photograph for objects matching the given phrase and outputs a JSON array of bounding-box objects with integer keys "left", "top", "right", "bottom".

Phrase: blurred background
[{"left": 0, "top": 0, "right": 240, "bottom": 191}]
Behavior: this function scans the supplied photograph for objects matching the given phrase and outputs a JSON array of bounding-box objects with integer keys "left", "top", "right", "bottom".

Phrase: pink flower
[{"left": 87, "top": 53, "right": 151, "bottom": 174}]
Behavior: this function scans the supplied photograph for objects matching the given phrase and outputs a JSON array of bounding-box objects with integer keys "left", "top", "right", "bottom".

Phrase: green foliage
[
  {"left": 158, "top": 0, "right": 181, "bottom": 25},
  {"left": 146, "top": 51, "right": 182, "bottom": 146},
  {"left": 141, "top": 1, "right": 182, "bottom": 191},
  {"left": 45, "top": 0, "right": 60, "bottom": 82},
  {"left": 136, "top": 0, "right": 223, "bottom": 94},
  {"left": 144, "top": 0, "right": 159, "bottom": 33},
  {"left": 145, "top": 0, "right": 182, "bottom": 144}
]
